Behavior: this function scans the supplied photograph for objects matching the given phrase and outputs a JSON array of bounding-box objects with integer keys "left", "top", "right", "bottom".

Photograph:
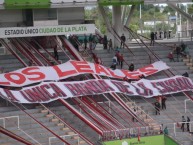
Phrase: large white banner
[
  {"left": 0, "top": 60, "right": 169, "bottom": 87},
  {"left": 0, "top": 24, "right": 95, "bottom": 38},
  {"left": 0, "top": 76, "right": 192, "bottom": 104}
]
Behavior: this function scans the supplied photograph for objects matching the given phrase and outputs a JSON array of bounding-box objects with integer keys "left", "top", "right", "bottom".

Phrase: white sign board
[{"left": 0, "top": 24, "right": 96, "bottom": 38}]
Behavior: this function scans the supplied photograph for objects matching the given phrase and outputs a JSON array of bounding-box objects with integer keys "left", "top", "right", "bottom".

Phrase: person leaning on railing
[{"left": 181, "top": 116, "right": 186, "bottom": 132}]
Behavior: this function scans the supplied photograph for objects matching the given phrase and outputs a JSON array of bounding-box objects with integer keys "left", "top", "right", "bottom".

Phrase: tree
[
  {"left": 85, "top": 4, "right": 178, "bottom": 35},
  {"left": 85, "top": 6, "right": 112, "bottom": 34}
]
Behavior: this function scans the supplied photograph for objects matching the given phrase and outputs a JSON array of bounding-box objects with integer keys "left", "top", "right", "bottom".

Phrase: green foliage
[
  {"left": 162, "top": 6, "right": 175, "bottom": 15},
  {"left": 129, "top": 24, "right": 139, "bottom": 32},
  {"left": 84, "top": 4, "right": 181, "bottom": 35},
  {"left": 85, "top": 6, "right": 112, "bottom": 34},
  {"left": 188, "top": 4, "right": 193, "bottom": 15}
]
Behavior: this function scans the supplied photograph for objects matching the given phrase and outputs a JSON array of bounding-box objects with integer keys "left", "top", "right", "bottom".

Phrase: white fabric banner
[
  {"left": 0, "top": 76, "right": 192, "bottom": 104},
  {"left": 0, "top": 60, "right": 169, "bottom": 87}
]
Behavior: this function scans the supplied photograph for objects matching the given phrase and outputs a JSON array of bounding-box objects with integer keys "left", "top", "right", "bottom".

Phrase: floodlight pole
[{"left": 140, "top": 4, "right": 142, "bottom": 34}]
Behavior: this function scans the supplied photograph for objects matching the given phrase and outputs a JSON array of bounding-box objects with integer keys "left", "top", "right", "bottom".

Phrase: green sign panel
[
  {"left": 4, "top": 0, "right": 50, "bottom": 9},
  {"left": 98, "top": 0, "right": 144, "bottom": 6},
  {"left": 165, "top": 135, "right": 179, "bottom": 145},
  {"left": 104, "top": 135, "right": 164, "bottom": 145}
]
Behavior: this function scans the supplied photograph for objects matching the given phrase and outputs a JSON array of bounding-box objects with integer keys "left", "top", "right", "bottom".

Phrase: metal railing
[
  {"left": 0, "top": 115, "right": 41, "bottom": 145},
  {"left": 184, "top": 99, "right": 191, "bottom": 113},
  {"left": 49, "top": 134, "right": 80, "bottom": 145},
  {"left": 0, "top": 116, "right": 19, "bottom": 129},
  {"left": 173, "top": 121, "right": 193, "bottom": 136}
]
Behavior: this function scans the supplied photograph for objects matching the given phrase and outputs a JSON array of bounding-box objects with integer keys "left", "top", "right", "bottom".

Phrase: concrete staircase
[
  {"left": 130, "top": 94, "right": 193, "bottom": 145},
  {"left": 91, "top": 41, "right": 193, "bottom": 144},
  {"left": 0, "top": 39, "right": 193, "bottom": 144},
  {"left": 0, "top": 105, "right": 90, "bottom": 145}
]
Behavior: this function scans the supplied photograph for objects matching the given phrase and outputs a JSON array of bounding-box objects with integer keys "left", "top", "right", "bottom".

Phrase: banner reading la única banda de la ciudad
[
  {"left": 0, "top": 60, "right": 169, "bottom": 87},
  {"left": 0, "top": 76, "right": 192, "bottom": 104}
]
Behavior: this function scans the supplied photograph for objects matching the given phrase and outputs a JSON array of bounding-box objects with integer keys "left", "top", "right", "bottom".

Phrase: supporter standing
[
  {"left": 108, "top": 39, "right": 113, "bottom": 52},
  {"left": 164, "top": 31, "right": 167, "bottom": 39},
  {"left": 111, "top": 55, "right": 117, "bottom": 70},
  {"left": 83, "top": 34, "right": 88, "bottom": 50},
  {"left": 154, "top": 32, "right": 157, "bottom": 40},
  {"left": 183, "top": 45, "right": 190, "bottom": 57},
  {"left": 156, "top": 96, "right": 162, "bottom": 107},
  {"left": 168, "top": 31, "right": 171, "bottom": 38},
  {"left": 164, "top": 126, "right": 169, "bottom": 135},
  {"left": 160, "top": 124, "right": 163, "bottom": 134},
  {"left": 168, "top": 51, "right": 175, "bottom": 62},
  {"left": 115, "top": 51, "right": 121, "bottom": 65},
  {"left": 154, "top": 101, "right": 160, "bottom": 115},
  {"left": 54, "top": 45, "right": 59, "bottom": 60},
  {"left": 187, "top": 116, "right": 190, "bottom": 132},
  {"left": 176, "top": 46, "right": 181, "bottom": 62},
  {"left": 159, "top": 29, "right": 162, "bottom": 39},
  {"left": 120, "top": 34, "right": 126, "bottom": 49},
  {"left": 150, "top": 32, "right": 155, "bottom": 46},
  {"left": 89, "top": 34, "right": 93, "bottom": 50},
  {"left": 119, "top": 54, "right": 124, "bottom": 69},
  {"left": 132, "top": 107, "right": 137, "bottom": 122},
  {"left": 181, "top": 116, "right": 186, "bottom": 132},
  {"left": 161, "top": 96, "right": 167, "bottom": 110},
  {"left": 103, "top": 35, "right": 108, "bottom": 50},
  {"left": 180, "top": 41, "right": 186, "bottom": 52},
  {"left": 172, "top": 44, "right": 177, "bottom": 54}
]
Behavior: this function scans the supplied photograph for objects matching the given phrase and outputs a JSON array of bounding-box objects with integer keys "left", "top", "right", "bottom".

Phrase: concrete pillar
[
  {"left": 125, "top": 5, "right": 136, "bottom": 27},
  {"left": 112, "top": 6, "right": 123, "bottom": 47},
  {"left": 98, "top": 5, "right": 112, "bottom": 33},
  {"left": 121, "top": 6, "right": 127, "bottom": 25}
]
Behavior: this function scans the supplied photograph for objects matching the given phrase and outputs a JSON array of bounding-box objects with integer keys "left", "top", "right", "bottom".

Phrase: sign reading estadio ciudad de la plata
[{"left": 0, "top": 24, "right": 96, "bottom": 38}]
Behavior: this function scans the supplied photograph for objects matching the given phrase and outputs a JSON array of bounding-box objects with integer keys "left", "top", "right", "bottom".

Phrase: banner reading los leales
[
  {"left": 0, "top": 76, "right": 192, "bottom": 104},
  {"left": 0, "top": 60, "right": 169, "bottom": 87}
]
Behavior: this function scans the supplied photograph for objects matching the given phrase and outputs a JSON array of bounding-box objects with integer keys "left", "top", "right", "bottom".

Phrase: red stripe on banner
[{"left": 0, "top": 60, "right": 169, "bottom": 87}]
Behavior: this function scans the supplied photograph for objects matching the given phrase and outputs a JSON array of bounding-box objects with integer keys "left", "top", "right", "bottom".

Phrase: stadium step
[
  {"left": 41, "top": 109, "right": 49, "bottom": 113},
  {"left": 186, "top": 62, "right": 192, "bottom": 67},
  {"left": 57, "top": 123, "right": 64, "bottom": 126},
  {"left": 46, "top": 114, "right": 54, "bottom": 118},
  {"left": 62, "top": 127, "right": 70, "bottom": 131},
  {"left": 67, "top": 131, "right": 76, "bottom": 135},
  {"left": 183, "top": 58, "right": 192, "bottom": 63},
  {"left": 51, "top": 118, "right": 59, "bottom": 122},
  {"left": 80, "top": 140, "right": 86, "bottom": 144}
]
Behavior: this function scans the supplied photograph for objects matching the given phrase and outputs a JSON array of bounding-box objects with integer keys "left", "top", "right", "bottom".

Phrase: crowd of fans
[
  {"left": 150, "top": 30, "right": 172, "bottom": 46},
  {"left": 168, "top": 41, "right": 190, "bottom": 62}
]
